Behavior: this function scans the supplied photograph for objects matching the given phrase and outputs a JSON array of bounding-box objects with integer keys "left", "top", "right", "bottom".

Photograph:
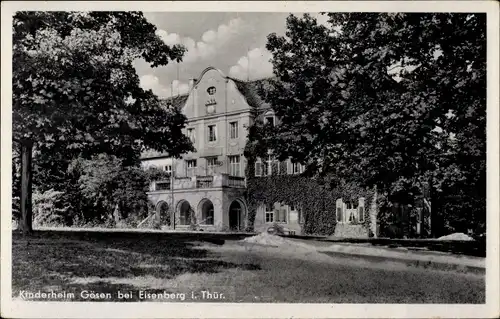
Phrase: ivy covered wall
[{"left": 244, "top": 157, "right": 375, "bottom": 236}]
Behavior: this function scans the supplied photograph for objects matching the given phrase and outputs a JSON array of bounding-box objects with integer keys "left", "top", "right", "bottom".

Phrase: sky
[{"left": 135, "top": 12, "right": 328, "bottom": 98}]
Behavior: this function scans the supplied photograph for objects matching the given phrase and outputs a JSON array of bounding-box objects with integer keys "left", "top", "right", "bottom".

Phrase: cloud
[
  {"left": 155, "top": 17, "right": 247, "bottom": 64},
  {"left": 229, "top": 47, "right": 274, "bottom": 80},
  {"left": 139, "top": 75, "right": 189, "bottom": 98},
  {"left": 169, "top": 80, "right": 190, "bottom": 97},
  {"left": 312, "top": 13, "right": 332, "bottom": 27},
  {"left": 156, "top": 29, "right": 181, "bottom": 47},
  {"left": 202, "top": 30, "right": 217, "bottom": 43}
]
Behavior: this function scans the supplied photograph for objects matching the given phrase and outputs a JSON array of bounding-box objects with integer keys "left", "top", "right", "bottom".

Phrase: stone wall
[{"left": 333, "top": 224, "right": 369, "bottom": 238}]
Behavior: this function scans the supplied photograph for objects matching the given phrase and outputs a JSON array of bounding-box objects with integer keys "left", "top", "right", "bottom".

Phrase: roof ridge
[
  {"left": 227, "top": 76, "right": 273, "bottom": 84},
  {"left": 159, "top": 94, "right": 189, "bottom": 100}
]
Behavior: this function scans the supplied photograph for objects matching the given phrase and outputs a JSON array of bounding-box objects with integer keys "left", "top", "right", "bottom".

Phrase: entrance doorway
[
  {"left": 229, "top": 200, "right": 244, "bottom": 231},
  {"left": 199, "top": 199, "right": 214, "bottom": 225},
  {"left": 178, "top": 200, "right": 192, "bottom": 225}
]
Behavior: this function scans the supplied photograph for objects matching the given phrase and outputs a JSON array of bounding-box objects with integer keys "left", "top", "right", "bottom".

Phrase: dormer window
[
  {"left": 264, "top": 110, "right": 275, "bottom": 126},
  {"left": 207, "top": 86, "right": 216, "bottom": 95}
]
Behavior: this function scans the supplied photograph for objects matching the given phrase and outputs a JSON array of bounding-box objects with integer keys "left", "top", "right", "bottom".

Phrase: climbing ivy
[{"left": 244, "top": 154, "right": 374, "bottom": 236}]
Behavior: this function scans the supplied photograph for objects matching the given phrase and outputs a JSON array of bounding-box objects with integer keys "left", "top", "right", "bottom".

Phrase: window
[
  {"left": 265, "top": 203, "right": 274, "bottom": 223},
  {"left": 264, "top": 111, "right": 275, "bottom": 127},
  {"left": 336, "top": 198, "right": 343, "bottom": 223},
  {"left": 186, "top": 159, "right": 197, "bottom": 177},
  {"left": 207, "top": 86, "right": 216, "bottom": 95},
  {"left": 345, "top": 201, "right": 358, "bottom": 223},
  {"left": 206, "top": 157, "right": 218, "bottom": 175},
  {"left": 230, "top": 121, "right": 238, "bottom": 139},
  {"left": 358, "top": 198, "right": 365, "bottom": 222},
  {"left": 265, "top": 155, "right": 279, "bottom": 175},
  {"left": 265, "top": 116, "right": 275, "bottom": 126},
  {"left": 254, "top": 158, "right": 268, "bottom": 177},
  {"left": 229, "top": 155, "right": 241, "bottom": 176},
  {"left": 265, "top": 211, "right": 274, "bottom": 223},
  {"left": 187, "top": 128, "right": 195, "bottom": 144},
  {"left": 292, "top": 162, "right": 302, "bottom": 174},
  {"left": 263, "top": 159, "right": 269, "bottom": 176},
  {"left": 163, "top": 165, "right": 172, "bottom": 176},
  {"left": 276, "top": 207, "right": 287, "bottom": 223},
  {"left": 208, "top": 125, "right": 217, "bottom": 142},
  {"left": 265, "top": 202, "right": 273, "bottom": 211},
  {"left": 358, "top": 206, "right": 365, "bottom": 222},
  {"left": 206, "top": 157, "right": 218, "bottom": 167},
  {"left": 346, "top": 201, "right": 358, "bottom": 210},
  {"left": 186, "top": 160, "right": 197, "bottom": 168},
  {"left": 265, "top": 202, "right": 286, "bottom": 223}
]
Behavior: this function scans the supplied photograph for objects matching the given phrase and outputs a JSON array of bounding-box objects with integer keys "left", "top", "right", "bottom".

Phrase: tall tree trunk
[{"left": 19, "top": 140, "right": 34, "bottom": 234}]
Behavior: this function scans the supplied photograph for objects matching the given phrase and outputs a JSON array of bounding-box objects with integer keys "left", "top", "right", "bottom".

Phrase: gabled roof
[
  {"left": 159, "top": 76, "right": 274, "bottom": 112},
  {"left": 141, "top": 70, "right": 273, "bottom": 160},
  {"left": 229, "top": 77, "right": 273, "bottom": 110},
  {"left": 141, "top": 149, "right": 169, "bottom": 160},
  {"left": 159, "top": 94, "right": 189, "bottom": 111}
]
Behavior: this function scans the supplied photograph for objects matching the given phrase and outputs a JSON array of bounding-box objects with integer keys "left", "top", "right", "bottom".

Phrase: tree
[
  {"left": 13, "top": 12, "right": 194, "bottom": 233},
  {"left": 72, "top": 154, "right": 166, "bottom": 226},
  {"left": 255, "top": 13, "right": 485, "bottom": 236}
]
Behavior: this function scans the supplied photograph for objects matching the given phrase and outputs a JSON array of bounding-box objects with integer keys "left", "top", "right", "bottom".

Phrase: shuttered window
[{"left": 255, "top": 159, "right": 263, "bottom": 177}]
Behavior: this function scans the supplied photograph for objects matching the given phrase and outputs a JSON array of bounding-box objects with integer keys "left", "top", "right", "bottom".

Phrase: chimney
[{"left": 188, "top": 78, "right": 197, "bottom": 91}]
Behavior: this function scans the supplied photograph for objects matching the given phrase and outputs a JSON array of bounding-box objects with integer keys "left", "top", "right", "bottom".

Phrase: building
[
  {"left": 142, "top": 66, "right": 378, "bottom": 236},
  {"left": 142, "top": 66, "right": 257, "bottom": 232}
]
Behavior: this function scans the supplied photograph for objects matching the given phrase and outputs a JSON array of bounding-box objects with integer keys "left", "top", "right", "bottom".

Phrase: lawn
[{"left": 11, "top": 230, "right": 485, "bottom": 303}]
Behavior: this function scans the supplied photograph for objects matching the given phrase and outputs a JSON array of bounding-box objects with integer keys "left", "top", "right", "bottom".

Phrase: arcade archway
[
  {"left": 177, "top": 200, "right": 192, "bottom": 226},
  {"left": 229, "top": 200, "right": 245, "bottom": 231},
  {"left": 198, "top": 199, "right": 215, "bottom": 225}
]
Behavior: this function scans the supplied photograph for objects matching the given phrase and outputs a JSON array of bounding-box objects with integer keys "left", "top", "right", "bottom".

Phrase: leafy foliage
[
  {"left": 13, "top": 11, "right": 193, "bottom": 159},
  {"left": 12, "top": 12, "right": 195, "bottom": 231},
  {"left": 28, "top": 153, "right": 173, "bottom": 227},
  {"left": 250, "top": 13, "right": 486, "bottom": 236},
  {"left": 32, "top": 189, "right": 68, "bottom": 227}
]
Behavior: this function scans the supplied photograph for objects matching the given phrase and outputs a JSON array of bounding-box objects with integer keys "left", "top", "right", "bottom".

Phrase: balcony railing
[
  {"left": 227, "top": 176, "right": 245, "bottom": 188},
  {"left": 149, "top": 174, "right": 246, "bottom": 191},
  {"left": 154, "top": 181, "right": 171, "bottom": 191},
  {"left": 196, "top": 176, "right": 214, "bottom": 188}
]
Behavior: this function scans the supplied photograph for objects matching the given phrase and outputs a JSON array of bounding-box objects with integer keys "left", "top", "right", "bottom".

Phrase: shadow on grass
[{"left": 12, "top": 230, "right": 260, "bottom": 301}]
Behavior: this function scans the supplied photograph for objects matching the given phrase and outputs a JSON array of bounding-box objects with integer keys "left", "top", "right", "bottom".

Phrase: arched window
[{"left": 264, "top": 110, "right": 275, "bottom": 126}]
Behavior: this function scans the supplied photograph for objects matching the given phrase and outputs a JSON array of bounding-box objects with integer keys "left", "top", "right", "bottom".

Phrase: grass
[{"left": 11, "top": 230, "right": 485, "bottom": 303}]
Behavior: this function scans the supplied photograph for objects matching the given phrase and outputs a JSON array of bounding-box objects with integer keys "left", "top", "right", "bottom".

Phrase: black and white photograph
[{"left": 1, "top": 1, "right": 499, "bottom": 318}]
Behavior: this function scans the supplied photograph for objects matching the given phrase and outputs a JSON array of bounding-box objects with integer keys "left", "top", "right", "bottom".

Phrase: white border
[{"left": 1, "top": 1, "right": 499, "bottom": 318}]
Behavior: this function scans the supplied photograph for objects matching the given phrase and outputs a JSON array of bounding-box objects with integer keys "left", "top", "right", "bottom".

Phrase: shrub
[
  {"left": 32, "top": 189, "right": 68, "bottom": 227},
  {"left": 269, "top": 223, "right": 286, "bottom": 235}
]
